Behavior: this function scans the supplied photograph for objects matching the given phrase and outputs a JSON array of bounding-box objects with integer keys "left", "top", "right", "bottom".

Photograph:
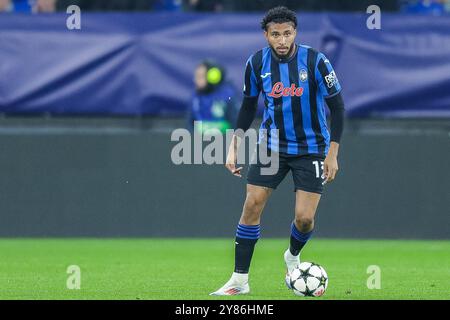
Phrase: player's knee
[
  {"left": 295, "top": 217, "right": 314, "bottom": 232},
  {"left": 244, "top": 193, "right": 265, "bottom": 211}
]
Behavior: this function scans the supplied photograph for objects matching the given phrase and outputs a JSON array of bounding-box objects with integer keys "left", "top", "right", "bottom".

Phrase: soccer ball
[{"left": 289, "top": 262, "right": 328, "bottom": 297}]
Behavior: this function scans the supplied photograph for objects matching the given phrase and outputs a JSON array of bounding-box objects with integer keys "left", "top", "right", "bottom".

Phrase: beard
[{"left": 271, "top": 43, "right": 295, "bottom": 59}]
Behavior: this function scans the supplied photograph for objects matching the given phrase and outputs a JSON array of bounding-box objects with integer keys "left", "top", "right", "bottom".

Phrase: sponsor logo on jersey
[
  {"left": 325, "top": 71, "right": 338, "bottom": 88},
  {"left": 268, "top": 82, "right": 304, "bottom": 98}
]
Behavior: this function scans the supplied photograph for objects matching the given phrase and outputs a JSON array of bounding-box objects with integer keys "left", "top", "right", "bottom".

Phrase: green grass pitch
[{"left": 0, "top": 238, "right": 448, "bottom": 300}]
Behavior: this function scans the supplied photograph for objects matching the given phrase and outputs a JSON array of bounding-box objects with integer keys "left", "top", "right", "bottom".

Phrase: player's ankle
[
  {"left": 231, "top": 272, "right": 249, "bottom": 284},
  {"left": 284, "top": 248, "right": 300, "bottom": 261}
]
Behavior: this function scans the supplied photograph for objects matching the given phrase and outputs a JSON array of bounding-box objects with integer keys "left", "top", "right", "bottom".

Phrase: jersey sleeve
[
  {"left": 242, "top": 56, "right": 260, "bottom": 98},
  {"left": 315, "top": 53, "right": 342, "bottom": 98}
]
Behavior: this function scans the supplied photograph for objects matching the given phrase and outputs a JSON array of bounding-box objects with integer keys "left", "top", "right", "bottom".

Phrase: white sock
[{"left": 231, "top": 272, "right": 248, "bottom": 284}]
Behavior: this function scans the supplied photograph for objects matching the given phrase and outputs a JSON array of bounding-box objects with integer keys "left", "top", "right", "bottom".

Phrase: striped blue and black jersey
[{"left": 243, "top": 44, "right": 342, "bottom": 156}]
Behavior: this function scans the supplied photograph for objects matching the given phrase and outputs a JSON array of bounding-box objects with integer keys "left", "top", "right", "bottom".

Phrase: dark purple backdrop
[{"left": 0, "top": 12, "right": 449, "bottom": 117}]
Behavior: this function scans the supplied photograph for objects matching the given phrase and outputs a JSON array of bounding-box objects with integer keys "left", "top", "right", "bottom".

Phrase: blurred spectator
[
  {"left": 34, "top": 0, "right": 55, "bottom": 12},
  {"left": 1, "top": 0, "right": 406, "bottom": 13},
  {"left": 187, "top": 60, "right": 239, "bottom": 134},
  {"left": 185, "top": 0, "right": 399, "bottom": 12},
  {"left": 184, "top": 0, "right": 224, "bottom": 12},
  {"left": 56, "top": 0, "right": 151, "bottom": 11},
  {"left": 401, "top": 0, "right": 448, "bottom": 14},
  {"left": 0, "top": 0, "right": 12, "bottom": 12},
  {"left": 0, "top": 0, "right": 55, "bottom": 12},
  {"left": 152, "top": 0, "right": 182, "bottom": 11},
  {"left": 0, "top": 0, "right": 34, "bottom": 12}
]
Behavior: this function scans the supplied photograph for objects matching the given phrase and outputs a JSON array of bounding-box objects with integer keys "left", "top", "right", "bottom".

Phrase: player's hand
[
  {"left": 322, "top": 153, "right": 339, "bottom": 184},
  {"left": 225, "top": 137, "right": 243, "bottom": 177}
]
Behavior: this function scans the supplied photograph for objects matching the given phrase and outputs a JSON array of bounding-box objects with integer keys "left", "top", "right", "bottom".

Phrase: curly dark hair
[{"left": 261, "top": 6, "right": 298, "bottom": 31}]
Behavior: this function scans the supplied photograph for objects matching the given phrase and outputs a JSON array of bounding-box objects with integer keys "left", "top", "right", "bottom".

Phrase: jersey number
[{"left": 313, "top": 161, "right": 324, "bottom": 178}]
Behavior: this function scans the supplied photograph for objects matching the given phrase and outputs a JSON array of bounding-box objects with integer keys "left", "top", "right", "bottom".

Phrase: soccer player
[{"left": 210, "top": 6, "right": 345, "bottom": 296}]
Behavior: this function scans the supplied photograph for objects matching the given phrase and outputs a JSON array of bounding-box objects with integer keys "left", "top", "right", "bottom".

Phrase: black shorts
[{"left": 246, "top": 146, "right": 326, "bottom": 194}]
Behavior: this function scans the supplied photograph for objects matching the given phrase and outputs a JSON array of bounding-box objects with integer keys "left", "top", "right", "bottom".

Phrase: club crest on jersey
[
  {"left": 268, "top": 82, "right": 304, "bottom": 98},
  {"left": 299, "top": 69, "right": 308, "bottom": 82}
]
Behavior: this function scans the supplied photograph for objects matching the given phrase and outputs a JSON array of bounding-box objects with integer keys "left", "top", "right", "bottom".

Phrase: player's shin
[
  {"left": 289, "top": 221, "right": 313, "bottom": 257},
  {"left": 234, "top": 224, "right": 260, "bottom": 277}
]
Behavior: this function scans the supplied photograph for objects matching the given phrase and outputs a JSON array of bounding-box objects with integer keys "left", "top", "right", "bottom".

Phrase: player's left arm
[
  {"left": 323, "top": 93, "right": 345, "bottom": 183},
  {"left": 315, "top": 54, "right": 345, "bottom": 184}
]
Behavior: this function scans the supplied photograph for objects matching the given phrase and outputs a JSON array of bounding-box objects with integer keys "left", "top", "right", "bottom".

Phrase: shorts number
[{"left": 312, "top": 161, "right": 324, "bottom": 178}]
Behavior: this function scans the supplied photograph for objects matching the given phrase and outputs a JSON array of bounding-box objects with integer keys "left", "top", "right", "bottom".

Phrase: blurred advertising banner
[{"left": 0, "top": 12, "right": 449, "bottom": 117}]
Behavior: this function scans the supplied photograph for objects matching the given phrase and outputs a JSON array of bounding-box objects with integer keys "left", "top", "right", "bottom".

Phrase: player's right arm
[{"left": 225, "top": 56, "right": 260, "bottom": 177}]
